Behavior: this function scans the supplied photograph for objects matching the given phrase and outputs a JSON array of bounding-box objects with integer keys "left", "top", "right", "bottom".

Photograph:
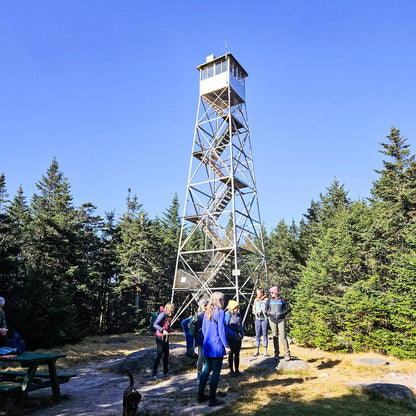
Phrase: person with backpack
[
  {"left": 266, "top": 286, "right": 291, "bottom": 362},
  {"left": 252, "top": 287, "right": 269, "bottom": 357},
  {"left": 192, "top": 297, "right": 209, "bottom": 379},
  {"left": 197, "top": 292, "right": 230, "bottom": 407},
  {"left": 150, "top": 306, "right": 165, "bottom": 332},
  {"left": 152, "top": 302, "right": 175, "bottom": 380},
  {"left": 225, "top": 300, "right": 244, "bottom": 377},
  {"left": 181, "top": 313, "right": 195, "bottom": 357}
]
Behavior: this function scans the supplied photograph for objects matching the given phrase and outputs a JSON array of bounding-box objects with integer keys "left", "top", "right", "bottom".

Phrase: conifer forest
[{"left": 1, "top": 127, "right": 415, "bottom": 359}]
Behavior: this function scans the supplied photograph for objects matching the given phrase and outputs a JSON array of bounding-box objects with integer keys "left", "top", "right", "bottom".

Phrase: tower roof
[{"left": 196, "top": 53, "right": 248, "bottom": 78}]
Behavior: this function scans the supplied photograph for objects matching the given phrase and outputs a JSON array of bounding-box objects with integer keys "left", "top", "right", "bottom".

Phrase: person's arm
[
  {"left": 283, "top": 298, "right": 291, "bottom": 315},
  {"left": 216, "top": 309, "right": 229, "bottom": 348},
  {"left": 153, "top": 312, "right": 166, "bottom": 333},
  {"left": 181, "top": 317, "right": 191, "bottom": 333},
  {"left": 224, "top": 312, "right": 233, "bottom": 336},
  {"left": 265, "top": 298, "right": 270, "bottom": 314}
]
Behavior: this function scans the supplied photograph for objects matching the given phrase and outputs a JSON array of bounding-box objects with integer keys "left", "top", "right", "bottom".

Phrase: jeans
[
  {"left": 196, "top": 345, "right": 205, "bottom": 373},
  {"left": 198, "top": 356, "right": 223, "bottom": 400},
  {"left": 255, "top": 319, "right": 268, "bottom": 348}
]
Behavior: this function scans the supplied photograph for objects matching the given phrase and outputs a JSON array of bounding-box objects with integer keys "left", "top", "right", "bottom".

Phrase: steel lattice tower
[{"left": 171, "top": 53, "right": 268, "bottom": 323}]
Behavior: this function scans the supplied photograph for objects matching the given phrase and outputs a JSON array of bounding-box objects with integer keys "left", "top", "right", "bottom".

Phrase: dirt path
[
  {"left": 28, "top": 354, "right": 241, "bottom": 416},
  {"left": 26, "top": 340, "right": 416, "bottom": 416}
]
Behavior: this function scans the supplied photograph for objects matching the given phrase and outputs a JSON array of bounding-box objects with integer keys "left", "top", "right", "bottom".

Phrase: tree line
[{"left": 1, "top": 127, "right": 415, "bottom": 359}]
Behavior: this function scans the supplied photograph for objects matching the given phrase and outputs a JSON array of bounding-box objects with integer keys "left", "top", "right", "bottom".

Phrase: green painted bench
[{"left": 0, "top": 352, "right": 74, "bottom": 406}]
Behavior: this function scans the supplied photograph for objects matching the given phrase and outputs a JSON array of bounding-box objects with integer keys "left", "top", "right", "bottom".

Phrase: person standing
[
  {"left": 195, "top": 298, "right": 209, "bottom": 379},
  {"left": 252, "top": 287, "right": 269, "bottom": 357},
  {"left": 266, "top": 286, "right": 291, "bottom": 361},
  {"left": 0, "top": 297, "right": 8, "bottom": 347},
  {"left": 225, "top": 300, "right": 244, "bottom": 377},
  {"left": 181, "top": 314, "right": 195, "bottom": 357},
  {"left": 198, "top": 292, "right": 230, "bottom": 407},
  {"left": 152, "top": 302, "right": 174, "bottom": 380}
]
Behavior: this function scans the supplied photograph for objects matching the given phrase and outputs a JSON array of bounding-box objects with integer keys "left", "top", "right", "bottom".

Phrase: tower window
[
  {"left": 215, "top": 61, "right": 226, "bottom": 75},
  {"left": 201, "top": 61, "right": 228, "bottom": 80}
]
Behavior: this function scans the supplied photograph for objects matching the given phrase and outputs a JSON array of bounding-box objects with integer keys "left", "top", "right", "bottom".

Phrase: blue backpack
[
  {"left": 7, "top": 332, "right": 26, "bottom": 354},
  {"left": 150, "top": 312, "right": 158, "bottom": 332}
]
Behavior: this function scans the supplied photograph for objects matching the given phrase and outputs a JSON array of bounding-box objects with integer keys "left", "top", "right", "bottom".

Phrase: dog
[{"left": 123, "top": 370, "right": 142, "bottom": 416}]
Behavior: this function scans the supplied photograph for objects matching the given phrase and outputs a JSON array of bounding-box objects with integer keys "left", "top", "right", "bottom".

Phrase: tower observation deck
[{"left": 171, "top": 53, "right": 268, "bottom": 323}]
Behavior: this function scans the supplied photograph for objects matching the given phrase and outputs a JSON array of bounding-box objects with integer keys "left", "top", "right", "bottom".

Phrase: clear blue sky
[{"left": 1, "top": 1, "right": 415, "bottom": 230}]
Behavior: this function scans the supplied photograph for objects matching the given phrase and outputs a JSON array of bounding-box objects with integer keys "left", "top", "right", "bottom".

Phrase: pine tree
[
  {"left": 267, "top": 219, "right": 301, "bottom": 296},
  {"left": 0, "top": 174, "right": 17, "bottom": 297},
  {"left": 25, "top": 159, "right": 82, "bottom": 346},
  {"left": 291, "top": 181, "right": 370, "bottom": 350},
  {"left": 3, "top": 187, "right": 31, "bottom": 331}
]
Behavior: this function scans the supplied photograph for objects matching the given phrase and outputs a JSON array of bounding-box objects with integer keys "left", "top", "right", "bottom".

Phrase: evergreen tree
[
  {"left": 267, "top": 219, "right": 301, "bottom": 297},
  {"left": 3, "top": 187, "right": 31, "bottom": 331},
  {"left": 95, "top": 211, "right": 120, "bottom": 333},
  {"left": 0, "top": 174, "right": 19, "bottom": 304},
  {"left": 25, "top": 159, "right": 83, "bottom": 346},
  {"left": 116, "top": 189, "right": 160, "bottom": 330},
  {"left": 291, "top": 181, "right": 370, "bottom": 350},
  {"left": 357, "top": 127, "right": 416, "bottom": 356}
]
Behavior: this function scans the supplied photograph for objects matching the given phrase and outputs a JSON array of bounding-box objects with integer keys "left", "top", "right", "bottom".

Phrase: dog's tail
[{"left": 126, "top": 370, "right": 134, "bottom": 387}]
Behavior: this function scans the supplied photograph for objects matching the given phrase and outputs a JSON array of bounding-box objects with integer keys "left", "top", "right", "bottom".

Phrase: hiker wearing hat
[
  {"left": 266, "top": 286, "right": 291, "bottom": 361},
  {"left": 225, "top": 300, "right": 244, "bottom": 377},
  {"left": 252, "top": 287, "right": 269, "bottom": 357}
]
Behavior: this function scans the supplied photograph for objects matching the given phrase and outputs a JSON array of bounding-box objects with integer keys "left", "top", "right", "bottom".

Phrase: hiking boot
[
  {"left": 264, "top": 350, "right": 270, "bottom": 357},
  {"left": 253, "top": 349, "right": 259, "bottom": 357},
  {"left": 230, "top": 371, "right": 238, "bottom": 377},
  {"left": 197, "top": 393, "right": 207, "bottom": 403},
  {"left": 151, "top": 374, "right": 158, "bottom": 381},
  {"left": 284, "top": 354, "right": 291, "bottom": 362},
  {"left": 209, "top": 398, "right": 225, "bottom": 407},
  {"left": 162, "top": 372, "right": 171, "bottom": 378}
]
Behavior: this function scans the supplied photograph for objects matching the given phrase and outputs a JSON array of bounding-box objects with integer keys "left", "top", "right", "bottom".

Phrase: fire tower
[{"left": 171, "top": 53, "right": 268, "bottom": 322}]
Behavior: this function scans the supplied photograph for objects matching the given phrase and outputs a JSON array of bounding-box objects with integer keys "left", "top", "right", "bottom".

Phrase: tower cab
[{"left": 197, "top": 53, "right": 248, "bottom": 110}]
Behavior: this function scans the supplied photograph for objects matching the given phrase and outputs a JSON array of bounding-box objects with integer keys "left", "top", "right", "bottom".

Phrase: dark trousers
[
  {"left": 0, "top": 335, "right": 6, "bottom": 347},
  {"left": 228, "top": 337, "right": 242, "bottom": 372},
  {"left": 198, "top": 356, "right": 223, "bottom": 400},
  {"left": 153, "top": 335, "right": 169, "bottom": 375}
]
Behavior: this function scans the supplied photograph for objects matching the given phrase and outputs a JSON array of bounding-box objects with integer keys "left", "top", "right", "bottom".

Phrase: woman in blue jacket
[{"left": 198, "top": 292, "right": 230, "bottom": 407}]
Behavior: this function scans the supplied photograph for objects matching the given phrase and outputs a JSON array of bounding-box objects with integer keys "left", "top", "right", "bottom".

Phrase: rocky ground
[{"left": 20, "top": 338, "right": 416, "bottom": 416}]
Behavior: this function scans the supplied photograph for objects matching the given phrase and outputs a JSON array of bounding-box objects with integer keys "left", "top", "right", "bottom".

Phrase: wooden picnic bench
[{"left": 0, "top": 352, "right": 76, "bottom": 406}]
